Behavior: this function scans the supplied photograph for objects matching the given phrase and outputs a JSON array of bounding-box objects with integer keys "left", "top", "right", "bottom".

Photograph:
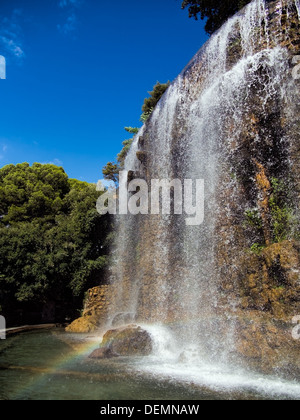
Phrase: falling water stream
[
  {"left": 1, "top": 0, "right": 299, "bottom": 401},
  {"left": 105, "top": 0, "right": 300, "bottom": 398}
]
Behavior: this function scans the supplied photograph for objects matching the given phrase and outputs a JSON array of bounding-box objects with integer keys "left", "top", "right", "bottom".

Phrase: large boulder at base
[{"left": 91, "top": 325, "right": 153, "bottom": 358}]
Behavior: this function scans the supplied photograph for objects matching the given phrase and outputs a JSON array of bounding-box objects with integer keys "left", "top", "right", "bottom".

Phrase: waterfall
[{"left": 107, "top": 0, "right": 300, "bottom": 372}]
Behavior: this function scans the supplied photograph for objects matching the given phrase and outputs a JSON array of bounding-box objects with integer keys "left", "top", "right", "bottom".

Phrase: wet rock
[
  {"left": 111, "top": 312, "right": 136, "bottom": 327},
  {"left": 136, "top": 151, "right": 147, "bottom": 164},
  {"left": 101, "top": 325, "right": 153, "bottom": 357},
  {"left": 89, "top": 347, "right": 118, "bottom": 359},
  {"left": 238, "top": 240, "right": 300, "bottom": 319},
  {"left": 76, "top": 0, "right": 300, "bottom": 376},
  {"left": 138, "top": 136, "right": 145, "bottom": 148},
  {"left": 233, "top": 310, "right": 300, "bottom": 377}
]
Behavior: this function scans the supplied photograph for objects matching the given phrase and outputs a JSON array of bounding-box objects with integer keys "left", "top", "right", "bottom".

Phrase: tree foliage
[
  {"left": 102, "top": 129, "right": 137, "bottom": 184},
  {"left": 124, "top": 127, "right": 139, "bottom": 135},
  {"left": 141, "top": 81, "right": 170, "bottom": 122},
  {"left": 117, "top": 139, "right": 134, "bottom": 168},
  {"left": 102, "top": 162, "right": 120, "bottom": 184},
  {"left": 181, "top": 0, "right": 251, "bottom": 35},
  {"left": 0, "top": 163, "right": 111, "bottom": 324},
  {"left": 103, "top": 82, "right": 170, "bottom": 183}
]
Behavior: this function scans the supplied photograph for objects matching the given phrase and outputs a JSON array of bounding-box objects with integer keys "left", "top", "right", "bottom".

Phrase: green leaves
[
  {"left": 102, "top": 162, "right": 119, "bottom": 184},
  {"left": 124, "top": 127, "right": 139, "bottom": 134},
  {"left": 245, "top": 177, "right": 296, "bottom": 251},
  {"left": 250, "top": 243, "right": 265, "bottom": 256},
  {"left": 142, "top": 82, "right": 170, "bottom": 116},
  {"left": 245, "top": 208, "right": 263, "bottom": 230},
  {"left": 103, "top": 127, "right": 138, "bottom": 183},
  {"left": 181, "top": 0, "right": 251, "bottom": 35},
  {"left": 269, "top": 178, "right": 295, "bottom": 243},
  {"left": 140, "top": 108, "right": 153, "bottom": 124},
  {"left": 0, "top": 163, "right": 70, "bottom": 223},
  {"left": 103, "top": 82, "right": 170, "bottom": 184},
  {"left": 0, "top": 163, "right": 111, "bottom": 320},
  {"left": 117, "top": 139, "right": 134, "bottom": 167}
]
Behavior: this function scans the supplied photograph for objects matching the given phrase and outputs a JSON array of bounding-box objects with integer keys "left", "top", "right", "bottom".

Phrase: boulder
[
  {"left": 65, "top": 315, "right": 99, "bottom": 333},
  {"left": 89, "top": 347, "right": 118, "bottom": 359},
  {"left": 97, "top": 325, "right": 153, "bottom": 358}
]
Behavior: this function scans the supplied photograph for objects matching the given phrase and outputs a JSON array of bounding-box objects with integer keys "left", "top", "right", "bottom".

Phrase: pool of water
[{"left": 0, "top": 328, "right": 299, "bottom": 400}]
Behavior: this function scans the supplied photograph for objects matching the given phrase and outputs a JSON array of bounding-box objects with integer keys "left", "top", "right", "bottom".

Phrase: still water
[{"left": 0, "top": 328, "right": 299, "bottom": 400}]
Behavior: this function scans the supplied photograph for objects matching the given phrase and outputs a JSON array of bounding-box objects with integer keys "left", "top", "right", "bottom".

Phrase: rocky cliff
[
  {"left": 66, "top": 285, "right": 114, "bottom": 333},
  {"left": 69, "top": 0, "right": 300, "bottom": 377}
]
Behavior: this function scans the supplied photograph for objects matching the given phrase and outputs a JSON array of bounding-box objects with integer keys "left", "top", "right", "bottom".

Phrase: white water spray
[{"left": 107, "top": 0, "right": 300, "bottom": 398}]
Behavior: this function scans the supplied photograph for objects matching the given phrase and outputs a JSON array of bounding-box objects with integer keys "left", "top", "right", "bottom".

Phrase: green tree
[
  {"left": 102, "top": 162, "right": 120, "bottom": 184},
  {"left": 124, "top": 127, "right": 139, "bottom": 135},
  {"left": 117, "top": 139, "right": 134, "bottom": 167},
  {"left": 103, "top": 82, "right": 170, "bottom": 182},
  {"left": 141, "top": 81, "right": 170, "bottom": 122},
  {"left": 102, "top": 128, "right": 139, "bottom": 183},
  {"left": 0, "top": 163, "right": 111, "bottom": 325},
  {"left": 181, "top": 0, "right": 251, "bottom": 35},
  {"left": 0, "top": 163, "right": 69, "bottom": 223}
]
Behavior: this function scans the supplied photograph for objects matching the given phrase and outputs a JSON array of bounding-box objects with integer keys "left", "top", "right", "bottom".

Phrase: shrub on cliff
[
  {"left": 141, "top": 82, "right": 170, "bottom": 121},
  {"left": 103, "top": 82, "right": 170, "bottom": 183}
]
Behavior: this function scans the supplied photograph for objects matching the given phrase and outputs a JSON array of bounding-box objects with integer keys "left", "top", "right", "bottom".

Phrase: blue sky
[{"left": 0, "top": 0, "right": 207, "bottom": 183}]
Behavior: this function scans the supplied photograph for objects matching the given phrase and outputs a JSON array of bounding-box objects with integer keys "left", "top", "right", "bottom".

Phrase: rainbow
[{"left": 2, "top": 332, "right": 105, "bottom": 400}]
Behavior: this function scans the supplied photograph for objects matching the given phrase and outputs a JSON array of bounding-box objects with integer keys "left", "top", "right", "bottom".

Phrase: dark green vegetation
[
  {"left": 102, "top": 127, "right": 138, "bottom": 184},
  {"left": 245, "top": 178, "right": 296, "bottom": 254},
  {"left": 0, "top": 163, "right": 111, "bottom": 326},
  {"left": 269, "top": 178, "right": 295, "bottom": 244},
  {"left": 140, "top": 82, "right": 170, "bottom": 123},
  {"left": 103, "top": 82, "right": 170, "bottom": 183},
  {"left": 181, "top": 0, "right": 251, "bottom": 34},
  {"left": 0, "top": 82, "right": 170, "bottom": 327}
]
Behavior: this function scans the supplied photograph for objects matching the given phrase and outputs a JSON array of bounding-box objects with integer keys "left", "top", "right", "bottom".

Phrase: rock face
[
  {"left": 69, "top": 0, "right": 300, "bottom": 378},
  {"left": 104, "top": 0, "right": 300, "bottom": 376},
  {"left": 102, "top": 325, "right": 153, "bottom": 356},
  {"left": 89, "top": 325, "right": 153, "bottom": 359},
  {"left": 66, "top": 285, "right": 114, "bottom": 333},
  {"left": 228, "top": 240, "right": 300, "bottom": 374},
  {"left": 234, "top": 311, "right": 300, "bottom": 376},
  {"left": 65, "top": 315, "right": 99, "bottom": 333},
  {"left": 239, "top": 240, "right": 300, "bottom": 318}
]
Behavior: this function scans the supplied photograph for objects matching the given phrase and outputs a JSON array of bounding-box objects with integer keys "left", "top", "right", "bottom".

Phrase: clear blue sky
[{"left": 0, "top": 0, "right": 208, "bottom": 183}]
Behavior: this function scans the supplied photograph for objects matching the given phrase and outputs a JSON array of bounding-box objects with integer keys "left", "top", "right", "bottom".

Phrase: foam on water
[{"left": 137, "top": 324, "right": 300, "bottom": 400}]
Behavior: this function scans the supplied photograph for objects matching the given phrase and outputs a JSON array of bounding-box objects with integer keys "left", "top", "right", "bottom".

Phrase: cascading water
[{"left": 107, "top": 0, "right": 300, "bottom": 396}]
